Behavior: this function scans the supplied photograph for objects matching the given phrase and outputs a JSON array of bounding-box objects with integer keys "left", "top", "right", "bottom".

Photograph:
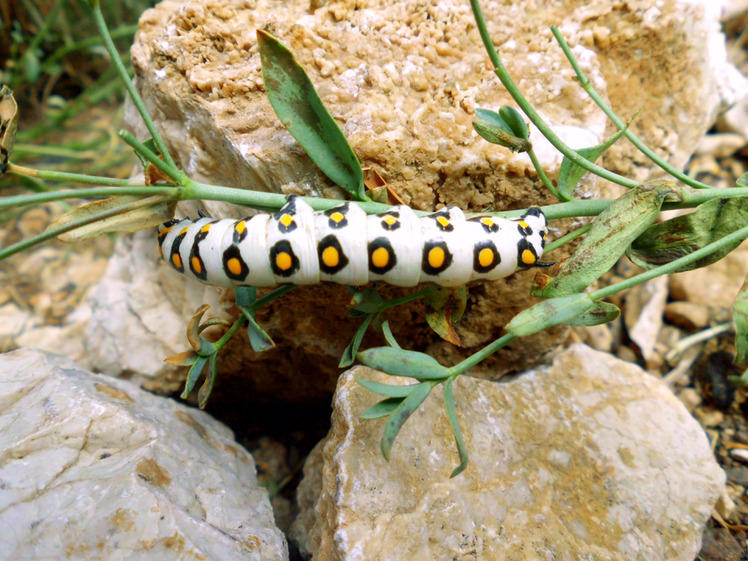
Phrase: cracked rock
[
  {"left": 292, "top": 344, "right": 725, "bottom": 561},
  {"left": 0, "top": 348, "right": 287, "bottom": 561}
]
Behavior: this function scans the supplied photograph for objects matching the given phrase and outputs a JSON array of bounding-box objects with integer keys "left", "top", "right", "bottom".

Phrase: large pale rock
[
  {"left": 292, "top": 344, "right": 725, "bottom": 561},
  {"left": 0, "top": 348, "right": 288, "bottom": 561}
]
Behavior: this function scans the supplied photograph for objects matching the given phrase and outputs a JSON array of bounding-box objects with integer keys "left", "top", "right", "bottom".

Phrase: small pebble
[
  {"left": 729, "top": 448, "right": 748, "bottom": 465},
  {"left": 663, "top": 301, "right": 710, "bottom": 330},
  {"left": 677, "top": 388, "right": 702, "bottom": 412},
  {"left": 695, "top": 407, "right": 724, "bottom": 427},
  {"left": 726, "top": 465, "right": 748, "bottom": 487}
]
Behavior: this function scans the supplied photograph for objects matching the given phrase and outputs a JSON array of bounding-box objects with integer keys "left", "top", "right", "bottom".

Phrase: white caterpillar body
[{"left": 158, "top": 195, "right": 549, "bottom": 288}]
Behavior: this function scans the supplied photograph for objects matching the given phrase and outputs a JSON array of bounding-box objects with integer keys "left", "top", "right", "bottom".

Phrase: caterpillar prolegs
[{"left": 157, "top": 195, "right": 550, "bottom": 288}]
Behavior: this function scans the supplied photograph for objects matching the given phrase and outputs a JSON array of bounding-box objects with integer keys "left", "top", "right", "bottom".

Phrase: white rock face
[
  {"left": 0, "top": 348, "right": 288, "bottom": 561},
  {"left": 292, "top": 344, "right": 725, "bottom": 561}
]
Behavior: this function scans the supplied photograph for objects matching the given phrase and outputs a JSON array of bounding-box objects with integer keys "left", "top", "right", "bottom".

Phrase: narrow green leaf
[
  {"left": 356, "top": 377, "right": 418, "bottom": 398},
  {"left": 564, "top": 301, "right": 621, "bottom": 326},
  {"left": 349, "top": 287, "right": 385, "bottom": 315},
  {"left": 381, "top": 382, "right": 434, "bottom": 460},
  {"left": 506, "top": 293, "right": 595, "bottom": 336},
  {"left": 257, "top": 30, "right": 365, "bottom": 200},
  {"left": 339, "top": 314, "right": 374, "bottom": 368},
  {"left": 245, "top": 313, "right": 276, "bottom": 352},
  {"left": 444, "top": 378, "right": 469, "bottom": 478},
  {"left": 198, "top": 353, "right": 218, "bottom": 409},
  {"left": 627, "top": 197, "right": 748, "bottom": 272},
  {"left": 534, "top": 180, "right": 680, "bottom": 298},
  {"left": 425, "top": 287, "right": 467, "bottom": 346},
  {"left": 180, "top": 355, "right": 208, "bottom": 399},
  {"left": 734, "top": 276, "right": 748, "bottom": 365},
  {"left": 357, "top": 347, "right": 450, "bottom": 380},
  {"left": 234, "top": 286, "right": 257, "bottom": 309},
  {"left": 557, "top": 113, "right": 635, "bottom": 199},
  {"left": 737, "top": 172, "right": 748, "bottom": 187},
  {"left": 381, "top": 320, "right": 401, "bottom": 349},
  {"left": 498, "top": 106, "right": 529, "bottom": 139},
  {"left": 361, "top": 397, "right": 403, "bottom": 420}
]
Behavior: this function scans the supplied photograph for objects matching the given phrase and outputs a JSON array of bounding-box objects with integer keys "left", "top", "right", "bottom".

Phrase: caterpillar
[{"left": 157, "top": 195, "right": 549, "bottom": 288}]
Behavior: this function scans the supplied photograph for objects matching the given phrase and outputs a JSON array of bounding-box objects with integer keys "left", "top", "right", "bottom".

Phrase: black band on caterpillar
[{"left": 157, "top": 195, "right": 550, "bottom": 288}]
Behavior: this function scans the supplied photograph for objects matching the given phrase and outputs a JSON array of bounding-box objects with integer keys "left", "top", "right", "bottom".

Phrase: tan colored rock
[
  {"left": 624, "top": 275, "right": 669, "bottom": 363},
  {"left": 0, "top": 348, "right": 287, "bottom": 561},
  {"left": 293, "top": 345, "right": 725, "bottom": 561},
  {"left": 664, "top": 300, "right": 711, "bottom": 331}
]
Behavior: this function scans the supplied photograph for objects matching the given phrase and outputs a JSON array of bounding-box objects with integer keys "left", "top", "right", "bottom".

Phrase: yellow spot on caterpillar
[
  {"left": 226, "top": 257, "right": 243, "bottom": 276},
  {"left": 521, "top": 249, "right": 536, "bottom": 265},
  {"left": 280, "top": 214, "right": 294, "bottom": 227},
  {"left": 478, "top": 248, "right": 494, "bottom": 268},
  {"left": 371, "top": 247, "right": 390, "bottom": 269},
  {"left": 275, "top": 251, "right": 293, "bottom": 271},
  {"left": 201, "top": 223, "right": 211, "bottom": 234},
  {"left": 436, "top": 216, "right": 450, "bottom": 228},
  {"left": 383, "top": 215, "right": 398, "bottom": 226},
  {"left": 330, "top": 212, "right": 345, "bottom": 223},
  {"left": 321, "top": 246, "right": 340, "bottom": 268},
  {"left": 191, "top": 257, "right": 202, "bottom": 274},
  {"left": 428, "top": 246, "right": 446, "bottom": 269},
  {"left": 179, "top": 226, "right": 190, "bottom": 236},
  {"left": 235, "top": 221, "right": 246, "bottom": 234},
  {"left": 481, "top": 218, "right": 495, "bottom": 228},
  {"left": 519, "top": 221, "right": 529, "bottom": 229},
  {"left": 172, "top": 253, "right": 182, "bottom": 268}
]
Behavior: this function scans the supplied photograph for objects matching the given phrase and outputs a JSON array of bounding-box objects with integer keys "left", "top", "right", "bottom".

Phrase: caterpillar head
[{"left": 515, "top": 208, "right": 551, "bottom": 269}]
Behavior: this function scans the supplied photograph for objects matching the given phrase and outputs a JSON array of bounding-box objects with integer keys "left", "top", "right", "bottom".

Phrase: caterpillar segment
[{"left": 158, "top": 195, "right": 550, "bottom": 288}]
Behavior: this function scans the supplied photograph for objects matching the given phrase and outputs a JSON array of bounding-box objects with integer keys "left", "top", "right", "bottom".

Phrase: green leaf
[
  {"left": 381, "top": 381, "right": 434, "bottom": 460},
  {"left": 737, "top": 172, "right": 748, "bottom": 187},
  {"left": 361, "top": 397, "right": 403, "bottom": 419},
  {"left": 444, "top": 378, "right": 469, "bottom": 478},
  {"left": 349, "top": 287, "right": 385, "bottom": 315},
  {"left": 197, "top": 353, "right": 218, "bottom": 409},
  {"left": 498, "top": 106, "right": 529, "bottom": 139},
  {"left": 257, "top": 30, "right": 365, "bottom": 200},
  {"left": 534, "top": 180, "right": 680, "bottom": 298},
  {"left": 557, "top": 113, "right": 635, "bottom": 199},
  {"left": 339, "top": 314, "right": 374, "bottom": 368},
  {"left": 245, "top": 313, "right": 276, "bottom": 352},
  {"left": 356, "top": 377, "right": 419, "bottom": 398},
  {"left": 473, "top": 107, "right": 531, "bottom": 152},
  {"left": 381, "top": 320, "right": 401, "bottom": 349},
  {"left": 734, "top": 276, "right": 748, "bottom": 365},
  {"left": 564, "top": 301, "right": 621, "bottom": 326},
  {"left": 180, "top": 355, "right": 209, "bottom": 399},
  {"left": 357, "top": 347, "right": 451, "bottom": 380},
  {"left": 506, "top": 293, "right": 595, "bottom": 336},
  {"left": 626, "top": 197, "right": 748, "bottom": 272},
  {"left": 234, "top": 286, "right": 257, "bottom": 309}
]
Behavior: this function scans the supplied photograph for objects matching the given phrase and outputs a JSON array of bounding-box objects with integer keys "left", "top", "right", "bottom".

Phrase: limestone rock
[
  {"left": 293, "top": 344, "right": 725, "bottom": 561},
  {"left": 0, "top": 348, "right": 288, "bottom": 561}
]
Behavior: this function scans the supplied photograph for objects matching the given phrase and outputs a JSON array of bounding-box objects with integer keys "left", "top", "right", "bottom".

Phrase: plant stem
[
  {"left": 118, "top": 130, "right": 185, "bottom": 186},
  {"left": 527, "top": 147, "right": 566, "bottom": 201},
  {"left": 590, "top": 223, "right": 748, "bottom": 301},
  {"left": 550, "top": 26, "right": 712, "bottom": 191},
  {"left": 544, "top": 224, "right": 592, "bottom": 253},
  {"left": 468, "top": 0, "right": 639, "bottom": 189},
  {"left": 88, "top": 0, "right": 183, "bottom": 179},
  {"left": 6, "top": 162, "right": 154, "bottom": 187},
  {"left": 0, "top": 186, "right": 178, "bottom": 210},
  {"left": 449, "top": 332, "right": 516, "bottom": 376}
]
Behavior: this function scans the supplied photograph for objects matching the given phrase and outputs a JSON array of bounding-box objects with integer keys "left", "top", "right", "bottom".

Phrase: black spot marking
[
  {"left": 431, "top": 209, "right": 454, "bottom": 232},
  {"left": 517, "top": 238, "right": 539, "bottom": 268},
  {"left": 169, "top": 227, "right": 189, "bottom": 273},
  {"left": 222, "top": 244, "right": 249, "bottom": 281},
  {"left": 421, "top": 240, "right": 453, "bottom": 276},
  {"left": 379, "top": 211, "right": 401, "bottom": 231},
  {"left": 317, "top": 235, "right": 350, "bottom": 275},
  {"left": 270, "top": 240, "right": 301, "bottom": 277},
  {"left": 472, "top": 240, "right": 501, "bottom": 274},
  {"left": 368, "top": 237, "right": 397, "bottom": 275},
  {"left": 325, "top": 204, "right": 350, "bottom": 229},
  {"left": 471, "top": 216, "right": 499, "bottom": 234}
]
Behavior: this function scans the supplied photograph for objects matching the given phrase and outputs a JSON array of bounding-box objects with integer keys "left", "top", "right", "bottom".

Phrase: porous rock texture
[
  {"left": 36, "top": 0, "right": 742, "bottom": 398},
  {"left": 292, "top": 344, "right": 726, "bottom": 561},
  {"left": 0, "top": 348, "right": 288, "bottom": 561}
]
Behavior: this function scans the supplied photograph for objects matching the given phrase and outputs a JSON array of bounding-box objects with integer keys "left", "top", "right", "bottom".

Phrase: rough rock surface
[
  {"left": 0, "top": 348, "right": 288, "bottom": 561},
  {"left": 292, "top": 344, "right": 725, "bottom": 561}
]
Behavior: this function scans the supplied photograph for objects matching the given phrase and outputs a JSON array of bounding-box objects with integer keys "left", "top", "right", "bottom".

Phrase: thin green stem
[
  {"left": 213, "top": 314, "right": 249, "bottom": 351},
  {"left": 6, "top": 162, "right": 149, "bottom": 187},
  {"left": 527, "top": 147, "right": 566, "bottom": 201},
  {"left": 249, "top": 285, "right": 297, "bottom": 312},
  {"left": 88, "top": 1, "right": 183, "bottom": 178},
  {"left": 118, "top": 131, "right": 185, "bottom": 186},
  {"left": 449, "top": 332, "right": 516, "bottom": 376},
  {"left": 12, "top": 144, "right": 98, "bottom": 160},
  {"left": 590, "top": 223, "right": 748, "bottom": 301},
  {"left": 0, "top": 186, "right": 178, "bottom": 210},
  {"left": 468, "top": 0, "right": 639, "bottom": 189},
  {"left": 379, "top": 287, "right": 437, "bottom": 311},
  {"left": 544, "top": 224, "right": 592, "bottom": 253},
  {"left": 550, "top": 26, "right": 712, "bottom": 191}
]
